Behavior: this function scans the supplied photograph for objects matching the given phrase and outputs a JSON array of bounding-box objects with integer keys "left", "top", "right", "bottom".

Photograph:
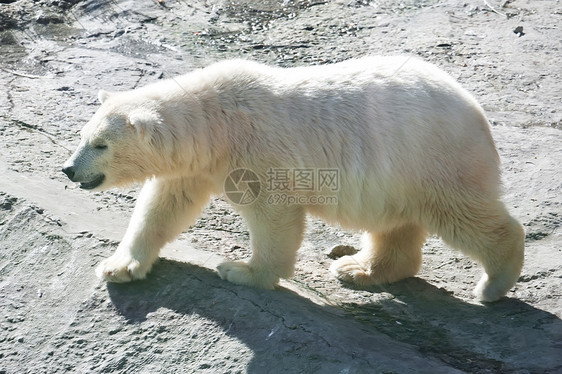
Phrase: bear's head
[{"left": 62, "top": 89, "right": 177, "bottom": 190}]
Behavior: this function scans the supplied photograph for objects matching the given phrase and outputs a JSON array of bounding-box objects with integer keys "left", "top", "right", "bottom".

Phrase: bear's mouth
[{"left": 79, "top": 174, "right": 105, "bottom": 190}]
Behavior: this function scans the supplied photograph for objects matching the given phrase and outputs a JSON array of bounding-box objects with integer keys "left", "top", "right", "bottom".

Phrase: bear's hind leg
[
  {"left": 218, "top": 205, "right": 305, "bottom": 289},
  {"left": 330, "top": 224, "right": 427, "bottom": 286},
  {"left": 437, "top": 202, "right": 524, "bottom": 302}
]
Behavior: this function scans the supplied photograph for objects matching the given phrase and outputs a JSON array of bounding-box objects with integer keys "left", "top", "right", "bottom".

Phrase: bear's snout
[{"left": 62, "top": 166, "right": 76, "bottom": 181}]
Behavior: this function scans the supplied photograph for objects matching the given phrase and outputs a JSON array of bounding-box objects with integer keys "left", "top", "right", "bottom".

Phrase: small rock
[
  {"left": 327, "top": 244, "right": 358, "bottom": 259},
  {"left": 513, "top": 26, "right": 525, "bottom": 37},
  {"left": 35, "top": 10, "right": 65, "bottom": 25}
]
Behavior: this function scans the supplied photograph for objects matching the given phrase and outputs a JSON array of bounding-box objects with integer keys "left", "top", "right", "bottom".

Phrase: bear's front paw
[
  {"left": 330, "top": 255, "right": 376, "bottom": 287},
  {"left": 95, "top": 254, "right": 151, "bottom": 283},
  {"left": 217, "top": 261, "right": 278, "bottom": 289}
]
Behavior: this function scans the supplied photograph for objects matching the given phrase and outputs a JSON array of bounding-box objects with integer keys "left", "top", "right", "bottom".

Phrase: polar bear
[{"left": 62, "top": 56, "right": 524, "bottom": 302}]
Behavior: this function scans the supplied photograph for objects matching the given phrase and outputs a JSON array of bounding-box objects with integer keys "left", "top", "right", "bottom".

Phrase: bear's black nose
[{"left": 62, "top": 166, "right": 75, "bottom": 181}]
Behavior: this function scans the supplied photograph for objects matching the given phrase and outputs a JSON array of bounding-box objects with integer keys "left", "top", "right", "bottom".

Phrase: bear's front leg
[
  {"left": 218, "top": 204, "right": 305, "bottom": 289},
  {"left": 96, "top": 177, "right": 211, "bottom": 282}
]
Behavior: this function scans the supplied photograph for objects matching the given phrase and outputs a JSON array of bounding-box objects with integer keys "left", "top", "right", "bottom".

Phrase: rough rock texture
[{"left": 1, "top": 0, "right": 560, "bottom": 373}]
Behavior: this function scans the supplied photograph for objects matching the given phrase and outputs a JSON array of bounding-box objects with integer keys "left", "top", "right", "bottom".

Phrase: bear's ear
[
  {"left": 128, "top": 108, "right": 162, "bottom": 141},
  {"left": 98, "top": 90, "right": 114, "bottom": 104}
]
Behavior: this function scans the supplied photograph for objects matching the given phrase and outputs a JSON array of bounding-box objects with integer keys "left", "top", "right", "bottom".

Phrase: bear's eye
[{"left": 94, "top": 144, "right": 108, "bottom": 150}]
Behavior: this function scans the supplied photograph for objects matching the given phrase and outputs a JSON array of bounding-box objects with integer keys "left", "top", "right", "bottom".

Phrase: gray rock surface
[{"left": 1, "top": 0, "right": 561, "bottom": 373}]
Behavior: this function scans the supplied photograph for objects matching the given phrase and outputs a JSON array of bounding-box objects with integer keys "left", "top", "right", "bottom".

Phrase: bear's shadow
[{"left": 107, "top": 258, "right": 561, "bottom": 372}]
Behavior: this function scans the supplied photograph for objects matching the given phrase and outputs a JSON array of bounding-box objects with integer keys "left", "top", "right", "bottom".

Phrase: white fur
[{"left": 63, "top": 56, "right": 524, "bottom": 301}]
